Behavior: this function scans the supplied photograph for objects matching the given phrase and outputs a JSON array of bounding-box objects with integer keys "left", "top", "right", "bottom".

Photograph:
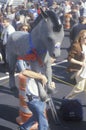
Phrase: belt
[{"left": 26, "top": 94, "right": 39, "bottom": 101}]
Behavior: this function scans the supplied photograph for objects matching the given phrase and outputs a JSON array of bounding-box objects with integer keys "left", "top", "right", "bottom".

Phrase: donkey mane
[
  {"left": 30, "top": 13, "right": 42, "bottom": 31},
  {"left": 46, "top": 11, "right": 62, "bottom": 32},
  {"left": 31, "top": 10, "right": 62, "bottom": 32}
]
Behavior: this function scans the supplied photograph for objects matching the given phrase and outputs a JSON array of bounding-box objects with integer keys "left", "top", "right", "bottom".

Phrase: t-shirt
[{"left": 26, "top": 78, "right": 39, "bottom": 97}]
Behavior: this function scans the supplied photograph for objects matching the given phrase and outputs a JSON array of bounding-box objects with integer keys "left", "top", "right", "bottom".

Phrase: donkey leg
[
  {"left": 7, "top": 56, "right": 17, "bottom": 91},
  {"left": 9, "top": 69, "right": 16, "bottom": 91}
]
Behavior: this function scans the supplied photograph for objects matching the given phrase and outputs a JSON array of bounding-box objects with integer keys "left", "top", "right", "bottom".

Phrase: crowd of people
[
  {"left": 0, "top": 0, "right": 86, "bottom": 65},
  {"left": 0, "top": 0, "right": 86, "bottom": 130}
]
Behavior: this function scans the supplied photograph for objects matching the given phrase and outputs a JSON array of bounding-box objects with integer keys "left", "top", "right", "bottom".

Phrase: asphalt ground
[{"left": 0, "top": 30, "right": 86, "bottom": 130}]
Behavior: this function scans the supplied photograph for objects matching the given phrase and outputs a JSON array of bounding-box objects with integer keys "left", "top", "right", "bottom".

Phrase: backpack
[{"left": 59, "top": 99, "right": 83, "bottom": 121}]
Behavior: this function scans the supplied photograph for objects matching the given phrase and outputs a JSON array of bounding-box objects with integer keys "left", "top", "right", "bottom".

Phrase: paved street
[{"left": 0, "top": 30, "right": 86, "bottom": 130}]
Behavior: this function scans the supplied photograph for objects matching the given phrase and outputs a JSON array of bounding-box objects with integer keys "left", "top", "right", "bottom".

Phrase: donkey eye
[{"left": 53, "top": 25, "right": 62, "bottom": 32}]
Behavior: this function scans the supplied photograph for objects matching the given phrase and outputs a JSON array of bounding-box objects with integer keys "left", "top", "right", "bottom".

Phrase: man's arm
[{"left": 21, "top": 69, "right": 47, "bottom": 86}]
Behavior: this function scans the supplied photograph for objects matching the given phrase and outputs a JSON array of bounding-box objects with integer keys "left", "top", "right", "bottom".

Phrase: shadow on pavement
[
  {"left": 0, "top": 126, "right": 12, "bottom": 130},
  {"left": 0, "top": 86, "right": 13, "bottom": 95},
  {"left": 0, "top": 104, "right": 18, "bottom": 123},
  {"left": 0, "top": 85, "right": 19, "bottom": 98},
  {"left": 0, "top": 63, "right": 8, "bottom": 73}
]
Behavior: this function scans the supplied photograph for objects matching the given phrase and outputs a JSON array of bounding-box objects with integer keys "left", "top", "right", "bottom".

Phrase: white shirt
[
  {"left": 26, "top": 78, "right": 39, "bottom": 97},
  {"left": 80, "top": 44, "right": 86, "bottom": 78},
  {"left": 64, "top": 5, "right": 71, "bottom": 14}
]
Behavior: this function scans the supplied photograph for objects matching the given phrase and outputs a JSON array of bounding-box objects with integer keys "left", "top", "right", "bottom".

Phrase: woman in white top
[{"left": 65, "top": 30, "right": 86, "bottom": 99}]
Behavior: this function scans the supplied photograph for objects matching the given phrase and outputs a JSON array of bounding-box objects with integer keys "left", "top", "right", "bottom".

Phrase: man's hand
[
  {"left": 50, "top": 82, "right": 56, "bottom": 89},
  {"left": 47, "top": 81, "right": 56, "bottom": 94},
  {"left": 50, "top": 57, "right": 56, "bottom": 64}
]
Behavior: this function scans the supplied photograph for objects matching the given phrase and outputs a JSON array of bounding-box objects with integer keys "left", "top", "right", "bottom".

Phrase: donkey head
[
  {"left": 40, "top": 9, "right": 64, "bottom": 58},
  {"left": 31, "top": 9, "right": 64, "bottom": 58}
]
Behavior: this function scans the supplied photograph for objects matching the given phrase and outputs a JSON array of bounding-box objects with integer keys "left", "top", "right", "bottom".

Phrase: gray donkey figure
[{"left": 6, "top": 9, "right": 64, "bottom": 99}]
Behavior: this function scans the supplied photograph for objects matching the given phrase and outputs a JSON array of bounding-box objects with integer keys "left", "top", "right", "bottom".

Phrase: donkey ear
[{"left": 40, "top": 8, "right": 48, "bottom": 18}]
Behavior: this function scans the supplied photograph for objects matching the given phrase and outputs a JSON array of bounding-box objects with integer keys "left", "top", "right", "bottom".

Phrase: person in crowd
[
  {"left": 63, "top": 0, "right": 71, "bottom": 15},
  {"left": 78, "top": 0, "right": 85, "bottom": 16},
  {"left": 12, "top": 13, "right": 22, "bottom": 31},
  {"left": 70, "top": 5, "right": 80, "bottom": 27},
  {"left": 70, "top": 8, "right": 86, "bottom": 44},
  {"left": 17, "top": 68, "right": 50, "bottom": 130},
  {"left": 28, "top": 4, "right": 38, "bottom": 21},
  {"left": 1, "top": 17, "right": 15, "bottom": 65},
  {"left": 16, "top": 22, "right": 55, "bottom": 127},
  {"left": 62, "top": 0, "right": 72, "bottom": 30},
  {"left": 65, "top": 30, "right": 86, "bottom": 99},
  {"left": 7, "top": 7, "right": 16, "bottom": 22},
  {"left": 19, "top": 23, "right": 31, "bottom": 32}
]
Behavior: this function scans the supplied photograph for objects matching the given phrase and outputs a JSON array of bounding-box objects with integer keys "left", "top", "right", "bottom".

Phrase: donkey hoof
[{"left": 47, "top": 87, "right": 55, "bottom": 94}]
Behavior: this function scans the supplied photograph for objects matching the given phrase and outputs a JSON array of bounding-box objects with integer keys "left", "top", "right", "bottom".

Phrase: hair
[
  {"left": 3, "top": 17, "right": 10, "bottom": 23},
  {"left": 19, "top": 23, "right": 31, "bottom": 32},
  {"left": 74, "top": 30, "right": 86, "bottom": 43}
]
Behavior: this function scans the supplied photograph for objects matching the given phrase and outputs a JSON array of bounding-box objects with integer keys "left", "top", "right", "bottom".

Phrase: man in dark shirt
[{"left": 70, "top": 8, "right": 86, "bottom": 44}]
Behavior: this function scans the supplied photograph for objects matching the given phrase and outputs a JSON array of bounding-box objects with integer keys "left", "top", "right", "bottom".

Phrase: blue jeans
[{"left": 20, "top": 99, "right": 49, "bottom": 130}]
